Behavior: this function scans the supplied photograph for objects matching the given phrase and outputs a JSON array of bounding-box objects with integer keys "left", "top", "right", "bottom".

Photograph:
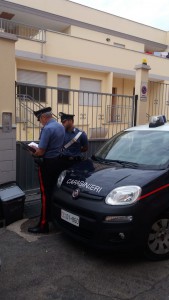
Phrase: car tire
[{"left": 144, "top": 214, "right": 169, "bottom": 261}]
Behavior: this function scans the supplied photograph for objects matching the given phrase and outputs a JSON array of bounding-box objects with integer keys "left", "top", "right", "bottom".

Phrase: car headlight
[
  {"left": 57, "top": 170, "right": 67, "bottom": 188},
  {"left": 105, "top": 186, "right": 141, "bottom": 205}
]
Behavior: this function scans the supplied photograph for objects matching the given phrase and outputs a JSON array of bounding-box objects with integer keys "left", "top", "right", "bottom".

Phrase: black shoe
[{"left": 28, "top": 223, "right": 49, "bottom": 234}]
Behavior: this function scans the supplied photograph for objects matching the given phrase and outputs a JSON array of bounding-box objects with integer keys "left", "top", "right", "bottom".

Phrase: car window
[{"left": 94, "top": 130, "right": 169, "bottom": 169}]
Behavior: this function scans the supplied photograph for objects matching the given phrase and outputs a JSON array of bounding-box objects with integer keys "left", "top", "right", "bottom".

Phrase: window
[
  {"left": 79, "top": 78, "right": 101, "bottom": 106},
  {"left": 17, "top": 70, "right": 46, "bottom": 102},
  {"left": 57, "top": 75, "right": 70, "bottom": 104}
]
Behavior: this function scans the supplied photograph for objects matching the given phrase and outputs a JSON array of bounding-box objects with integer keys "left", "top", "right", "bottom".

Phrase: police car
[{"left": 52, "top": 115, "right": 169, "bottom": 260}]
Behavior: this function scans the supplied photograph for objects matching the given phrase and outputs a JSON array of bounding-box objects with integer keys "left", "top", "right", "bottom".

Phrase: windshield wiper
[
  {"left": 119, "top": 161, "right": 139, "bottom": 168},
  {"left": 92, "top": 155, "right": 119, "bottom": 165},
  {"left": 106, "top": 160, "right": 139, "bottom": 168},
  {"left": 92, "top": 156, "right": 139, "bottom": 168}
]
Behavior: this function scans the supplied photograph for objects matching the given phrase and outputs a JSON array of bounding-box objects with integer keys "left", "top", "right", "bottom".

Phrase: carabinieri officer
[
  {"left": 28, "top": 107, "right": 65, "bottom": 234},
  {"left": 59, "top": 112, "right": 88, "bottom": 169}
]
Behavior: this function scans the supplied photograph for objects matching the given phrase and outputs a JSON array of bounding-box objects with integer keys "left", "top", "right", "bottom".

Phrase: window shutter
[
  {"left": 17, "top": 70, "right": 46, "bottom": 102},
  {"left": 79, "top": 78, "right": 101, "bottom": 106},
  {"left": 17, "top": 70, "right": 46, "bottom": 85}
]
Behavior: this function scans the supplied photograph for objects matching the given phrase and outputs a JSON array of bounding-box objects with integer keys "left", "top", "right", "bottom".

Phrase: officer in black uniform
[{"left": 58, "top": 112, "right": 88, "bottom": 170}]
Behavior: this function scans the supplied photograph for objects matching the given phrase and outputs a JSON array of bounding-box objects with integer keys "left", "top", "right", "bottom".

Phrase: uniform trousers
[{"left": 38, "top": 157, "right": 62, "bottom": 227}]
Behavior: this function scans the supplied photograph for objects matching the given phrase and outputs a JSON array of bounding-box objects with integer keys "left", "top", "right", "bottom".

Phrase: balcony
[{"left": 0, "top": 18, "right": 46, "bottom": 43}]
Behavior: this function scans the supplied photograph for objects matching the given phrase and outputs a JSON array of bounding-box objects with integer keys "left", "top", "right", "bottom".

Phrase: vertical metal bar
[{"left": 134, "top": 94, "right": 138, "bottom": 126}]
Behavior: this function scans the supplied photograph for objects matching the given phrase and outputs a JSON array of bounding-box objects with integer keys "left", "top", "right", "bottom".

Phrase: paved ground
[{"left": 1, "top": 197, "right": 169, "bottom": 300}]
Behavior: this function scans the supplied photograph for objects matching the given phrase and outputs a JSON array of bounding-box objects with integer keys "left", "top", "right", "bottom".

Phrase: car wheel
[{"left": 144, "top": 214, "right": 169, "bottom": 261}]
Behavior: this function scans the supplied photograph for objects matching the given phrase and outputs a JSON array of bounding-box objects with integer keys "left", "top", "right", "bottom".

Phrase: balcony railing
[{"left": 0, "top": 18, "right": 46, "bottom": 43}]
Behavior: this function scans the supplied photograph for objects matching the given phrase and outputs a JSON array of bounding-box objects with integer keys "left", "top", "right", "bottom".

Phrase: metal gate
[
  {"left": 16, "top": 82, "right": 136, "bottom": 141},
  {"left": 16, "top": 83, "right": 136, "bottom": 192},
  {"left": 147, "top": 81, "right": 169, "bottom": 120}
]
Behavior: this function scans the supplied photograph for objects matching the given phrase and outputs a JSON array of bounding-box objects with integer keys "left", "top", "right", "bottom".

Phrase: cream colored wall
[
  {"left": 16, "top": 31, "right": 169, "bottom": 80},
  {"left": 113, "top": 78, "right": 134, "bottom": 95},
  {"left": 16, "top": 59, "right": 134, "bottom": 97},
  {"left": 16, "top": 39, "right": 42, "bottom": 54},
  {"left": 0, "top": 33, "right": 17, "bottom": 184},
  {"left": 0, "top": 37, "right": 16, "bottom": 123},
  {"left": 16, "top": 59, "right": 135, "bottom": 139},
  {"left": 70, "top": 26, "right": 144, "bottom": 52},
  {"left": 8, "top": 0, "right": 167, "bottom": 46},
  {"left": 16, "top": 60, "right": 110, "bottom": 128},
  {"left": 16, "top": 59, "right": 109, "bottom": 93}
]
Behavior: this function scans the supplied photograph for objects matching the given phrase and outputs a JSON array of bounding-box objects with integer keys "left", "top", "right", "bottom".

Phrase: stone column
[
  {"left": 134, "top": 60, "right": 151, "bottom": 125},
  {"left": 0, "top": 33, "right": 17, "bottom": 184}
]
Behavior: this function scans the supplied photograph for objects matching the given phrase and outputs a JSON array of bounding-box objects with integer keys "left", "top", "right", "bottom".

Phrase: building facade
[{"left": 0, "top": 0, "right": 169, "bottom": 184}]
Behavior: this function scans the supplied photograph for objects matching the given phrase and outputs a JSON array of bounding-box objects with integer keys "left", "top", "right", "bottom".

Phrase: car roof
[{"left": 125, "top": 122, "right": 169, "bottom": 132}]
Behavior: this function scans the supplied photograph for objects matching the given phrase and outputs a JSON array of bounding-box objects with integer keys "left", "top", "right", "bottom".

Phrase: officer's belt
[
  {"left": 63, "top": 131, "right": 82, "bottom": 149},
  {"left": 60, "top": 156, "right": 83, "bottom": 161}
]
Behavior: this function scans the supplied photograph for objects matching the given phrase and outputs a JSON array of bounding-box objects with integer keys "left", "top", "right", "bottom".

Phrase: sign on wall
[{"left": 140, "top": 82, "right": 148, "bottom": 101}]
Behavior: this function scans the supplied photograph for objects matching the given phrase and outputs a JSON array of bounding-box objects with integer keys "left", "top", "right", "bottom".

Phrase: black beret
[
  {"left": 59, "top": 112, "right": 75, "bottom": 122},
  {"left": 34, "top": 107, "right": 52, "bottom": 121}
]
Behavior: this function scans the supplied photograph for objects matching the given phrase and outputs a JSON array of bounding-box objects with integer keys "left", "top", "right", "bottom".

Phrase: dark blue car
[{"left": 52, "top": 115, "right": 169, "bottom": 260}]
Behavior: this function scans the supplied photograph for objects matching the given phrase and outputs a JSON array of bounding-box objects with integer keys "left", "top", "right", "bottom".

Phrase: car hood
[{"left": 62, "top": 159, "right": 167, "bottom": 197}]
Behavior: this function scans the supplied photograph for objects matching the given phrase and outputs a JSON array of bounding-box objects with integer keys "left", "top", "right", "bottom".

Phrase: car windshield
[{"left": 94, "top": 130, "right": 169, "bottom": 170}]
